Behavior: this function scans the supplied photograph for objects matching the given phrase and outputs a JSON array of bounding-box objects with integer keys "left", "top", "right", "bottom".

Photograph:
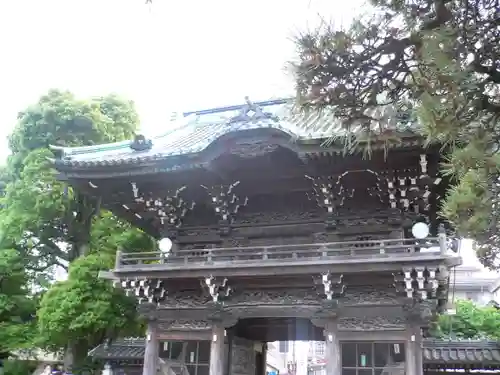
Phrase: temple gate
[{"left": 51, "top": 98, "right": 461, "bottom": 375}]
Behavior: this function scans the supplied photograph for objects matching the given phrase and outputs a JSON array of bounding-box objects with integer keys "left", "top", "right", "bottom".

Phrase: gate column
[
  {"left": 210, "top": 322, "right": 225, "bottom": 375},
  {"left": 142, "top": 318, "right": 159, "bottom": 375},
  {"left": 312, "top": 317, "right": 341, "bottom": 375},
  {"left": 324, "top": 319, "right": 341, "bottom": 375}
]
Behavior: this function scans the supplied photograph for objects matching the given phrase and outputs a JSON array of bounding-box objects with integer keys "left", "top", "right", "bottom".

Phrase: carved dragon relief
[
  {"left": 227, "top": 289, "right": 322, "bottom": 306},
  {"left": 159, "top": 285, "right": 401, "bottom": 309},
  {"left": 234, "top": 210, "right": 322, "bottom": 225},
  {"left": 232, "top": 209, "right": 402, "bottom": 228},
  {"left": 226, "top": 142, "right": 279, "bottom": 158},
  {"left": 158, "top": 320, "right": 211, "bottom": 331},
  {"left": 339, "top": 316, "right": 406, "bottom": 331}
]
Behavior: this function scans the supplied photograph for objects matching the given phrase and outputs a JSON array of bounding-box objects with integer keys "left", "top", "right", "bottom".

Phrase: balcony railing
[{"left": 114, "top": 237, "right": 449, "bottom": 269}]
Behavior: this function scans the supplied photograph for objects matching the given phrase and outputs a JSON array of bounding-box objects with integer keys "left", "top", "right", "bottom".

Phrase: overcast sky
[
  {"left": 0, "top": 0, "right": 365, "bottom": 162},
  {"left": 0, "top": 0, "right": 492, "bottom": 280}
]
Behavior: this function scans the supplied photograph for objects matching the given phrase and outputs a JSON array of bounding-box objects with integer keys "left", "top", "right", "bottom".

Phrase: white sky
[
  {"left": 0, "top": 0, "right": 491, "bottom": 279},
  {"left": 0, "top": 0, "right": 364, "bottom": 163}
]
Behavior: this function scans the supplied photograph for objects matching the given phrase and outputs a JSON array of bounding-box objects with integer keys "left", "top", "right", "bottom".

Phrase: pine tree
[{"left": 291, "top": 0, "right": 499, "bottom": 267}]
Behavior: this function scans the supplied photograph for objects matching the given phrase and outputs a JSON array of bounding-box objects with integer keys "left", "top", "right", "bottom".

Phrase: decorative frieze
[
  {"left": 158, "top": 320, "right": 211, "bottom": 331},
  {"left": 339, "top": 316, "right": 406, "bottom": 330},
  {"left": 226, "top": 142, "right": 279, "bottom": 158},
  {"left": 159, "top": 285, "right": 403, "bottom": 309},
  {"left": 228, "top": 288, "right": 321, "bottom": 305},
  {"left": 402, "top": 299, "right": 436, "bottom": 325}
]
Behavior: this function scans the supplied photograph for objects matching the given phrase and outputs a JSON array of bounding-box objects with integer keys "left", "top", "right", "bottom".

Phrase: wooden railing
[{"left": 114, "top": 237, "right": 448, "bottom": 269}]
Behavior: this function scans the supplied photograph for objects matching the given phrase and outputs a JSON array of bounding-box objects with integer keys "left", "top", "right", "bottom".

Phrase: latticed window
[
  {"left": 314, "top": 341, "right": 326, "bottom": 357},
  {"left": 341, "top": 342, "right": 405, "bottom": 375},
  {"left": 279, "top": 341, "right": 290, "bottom": 353},
  {"left": 159, "top": 341, "right": 210, "bottom": 375}
]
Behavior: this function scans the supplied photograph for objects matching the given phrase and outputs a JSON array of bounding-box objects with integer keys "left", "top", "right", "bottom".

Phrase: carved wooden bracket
[
  {"left": 201, "top": 182, "right": 249, "bottom": 230},
  {"left": 204, "top": 276, "right": 232, "bottom": 303},
  {"left": 318, "top": 272, "right": 346, "bottom": 301},
  {"left": 306, "top": 171, "right": 385, "bottom": 227},
  {"left": 385, "top": 154, "right": 442, "bottom": 216},
  {"left": 129, "top": 183, "right": 195, "bottom": 229},
  {"left": 305, "top": 175, "right": 343, "bottom": 214},
  {"left": 117, "top": 277, "right": 168, "bottom": 305},
  {"left": 393, "top": 266, "right": 440, "bottom": 301}
]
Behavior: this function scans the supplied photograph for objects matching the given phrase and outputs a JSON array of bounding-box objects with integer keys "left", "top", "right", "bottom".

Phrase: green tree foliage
[
  {"left": 0, "top": 249, "right": 36, "bottom": 357},
  {"left": 291, "top": 0, "right": 499, "bottom": 266},
  {"left": 431, "top": 300, "right": 500, "bottom": 339},
  {"left": 1, "top": 90, "right": 139, "bottom": 271},
  {"left": 36, "top": 251, "right": 140, "bottom": 368},
  {"left": 2, "top": 360, "right": 38, "bottom": 375},
  {"left": 0, "top": 89, "right": 152, "bottom": 368},
  {"left": 1, "top": 89, "right": 139, "bottom": 273}
]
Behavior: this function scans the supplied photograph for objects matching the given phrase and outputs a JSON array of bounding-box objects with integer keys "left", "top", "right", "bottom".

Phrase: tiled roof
[
  {"left": 423, "top": 339, "right": 500, "bottom": 368},
  {"left": 52, "top": 98, "right": 417, "bottom": 169},
  {"left": 88, "top": 338, "right": 145, "bottom": 359},
  {"left": 89, "top": 339, "right": 500, "bottom": 368}
]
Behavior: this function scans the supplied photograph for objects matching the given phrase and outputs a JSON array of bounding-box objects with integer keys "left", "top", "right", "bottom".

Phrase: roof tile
[
  {"left": 53, "top": 98, "right": 417, "bottom": 169},
  {"left": 89, "top": 339, "right": 500, "bottom": 368}
]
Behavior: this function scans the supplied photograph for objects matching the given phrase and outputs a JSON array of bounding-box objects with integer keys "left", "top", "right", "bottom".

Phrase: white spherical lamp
[
  {"left": 158, "top": 237, "right": 173, "bottom": 253},
  {"left": 411, "top": 222, "right": 429, "bottom": 239}
]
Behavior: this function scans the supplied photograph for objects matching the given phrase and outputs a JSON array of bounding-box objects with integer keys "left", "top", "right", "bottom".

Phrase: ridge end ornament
[{"left": 130, "top": 134, "right": 153, "bottom": 151}]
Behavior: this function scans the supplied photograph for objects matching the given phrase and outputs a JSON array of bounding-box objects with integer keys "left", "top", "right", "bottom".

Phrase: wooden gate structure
[{"left": 52, "top": 98, "right": 463, "bottom": 375}]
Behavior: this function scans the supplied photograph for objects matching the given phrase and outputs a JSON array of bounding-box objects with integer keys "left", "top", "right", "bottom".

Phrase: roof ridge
[{"left": 50, "top": 115, "right": 197, "bottom": 156}]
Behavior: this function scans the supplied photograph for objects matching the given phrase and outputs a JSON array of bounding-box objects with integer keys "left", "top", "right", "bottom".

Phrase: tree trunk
[
  {"left": 63, "top": 340, "right": 89, "bottom": 371},
  {"left": 64, "top": 194, "right": 100, "bottom": 369}
]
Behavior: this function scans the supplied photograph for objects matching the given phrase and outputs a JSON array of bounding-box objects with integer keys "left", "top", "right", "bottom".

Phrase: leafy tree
[
  {"left": 2, "top": 89, "right": 139, "bottom": 273},
  {"left": 36, "top": 250, "right": 141, "bottom": 370},
  {"left": 291, "top": 0, "right": 499, "bottom": 266},
  {"left": 430, "top": 300, "right": 500, "bottom": 339},
  {"left": 0, "top": 89, "right": 151, "bottom": 369},
  {"left": 2, "top": 360, "right": 38, "bottom": 375},
  {"left": 0, "top": 249, "right": 37, "bottom": 362}
]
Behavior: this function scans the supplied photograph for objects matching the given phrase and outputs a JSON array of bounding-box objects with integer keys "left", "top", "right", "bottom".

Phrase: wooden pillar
[
  {"left": 142, "top": 319, "right": 159, "bottom": 375},
  {"left": 225, "top": 331, "right": 234, "bottom": 375},
  {"left": 414, "top": 327, "right": 424, "bottom": 375},
  {"left": 210, "top": 323, "right": 225, "bottom": 375},
  {"left": 323, "top": 320, "right": 341, "bottom": 375},
  {"left": 261, "top": 343, "right": 268, "bottom": 375},
  {"left": 405, "top": 325, "right": 423, "bottom": 375}
]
